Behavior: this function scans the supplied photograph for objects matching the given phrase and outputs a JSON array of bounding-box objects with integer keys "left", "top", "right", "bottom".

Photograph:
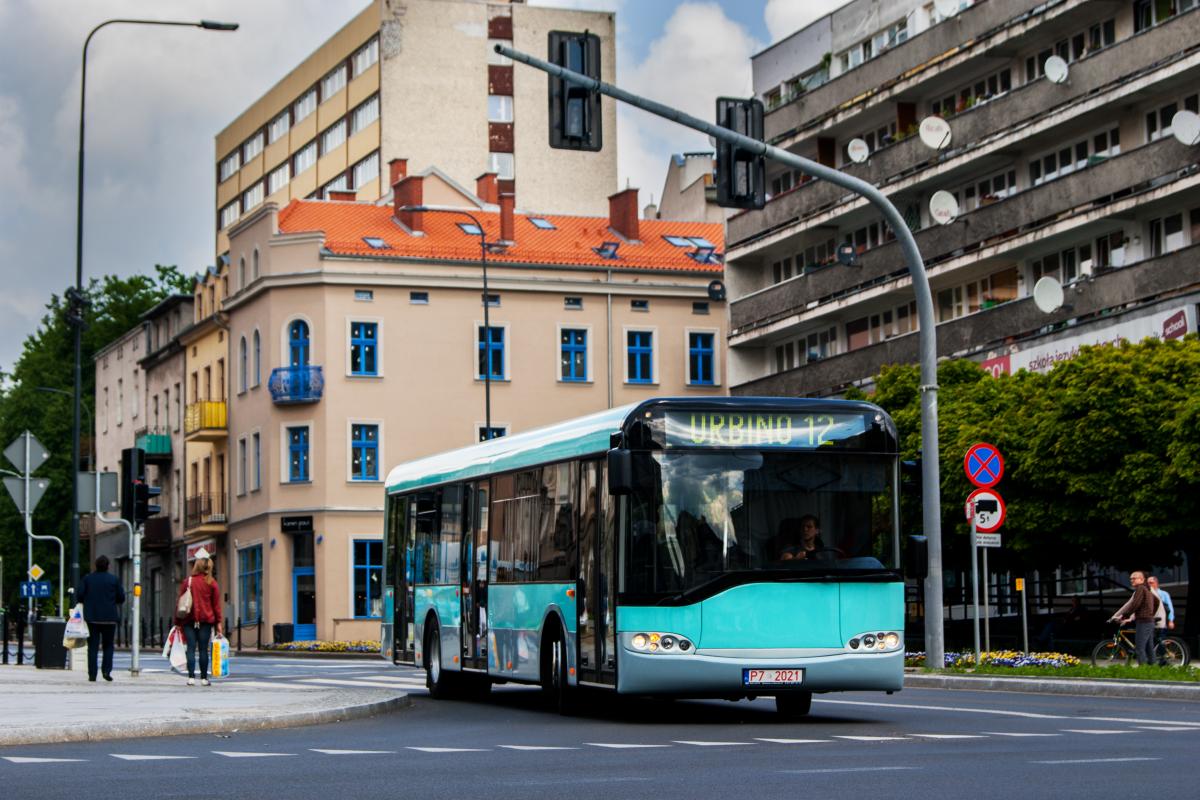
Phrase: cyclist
[{"left": 1107, "top": 570, "right": 1161, "bottom": 666}]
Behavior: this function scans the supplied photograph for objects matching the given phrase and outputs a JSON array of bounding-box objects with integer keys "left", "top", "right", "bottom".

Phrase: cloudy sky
[{"left": 0, "top": 0, "right": 843, "bottom": 376}]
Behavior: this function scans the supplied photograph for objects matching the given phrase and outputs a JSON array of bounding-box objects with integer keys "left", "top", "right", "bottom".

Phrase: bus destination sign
[{"left": 663, "top": 411, "right": 868, "bottom": 449}]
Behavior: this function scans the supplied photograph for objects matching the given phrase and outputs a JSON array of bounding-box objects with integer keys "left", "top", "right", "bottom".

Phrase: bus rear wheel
[
  {"left": 775, "top": 691, "right": 813, "bottom": 719},
  {"left": 425, "top": 621, "right": 455, "bottom": 699}
]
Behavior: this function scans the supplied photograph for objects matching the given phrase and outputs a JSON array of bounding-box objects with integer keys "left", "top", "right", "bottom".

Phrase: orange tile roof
[{"left": 275, "top": 199, "right": 724, "bottom": 273}]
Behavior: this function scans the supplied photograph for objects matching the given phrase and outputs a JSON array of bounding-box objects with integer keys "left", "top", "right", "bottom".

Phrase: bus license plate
[{"left": 743, "top": 668, "right": 804, "bottom": 686}]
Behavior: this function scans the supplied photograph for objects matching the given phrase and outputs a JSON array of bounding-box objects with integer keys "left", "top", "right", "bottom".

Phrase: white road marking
[
  {"left": 982, "top": 732, "right": 1061, "bottom": 737},
  {"left": 213, "top": 751, "right": 296, "bottom": 758},
  {"left": 815, "top": 698, "right": 1068, "bottom": 720},
  {"left": 1135, "top": 725, "right": 1200, "bottom": 731},
  {"left": 673, "top": 740, "right": 754, "bottom": 747},
  {"left": 755, "top": 738, "right": 831, "bottom": 744},
  {"left": 297, "top": 678, "right": 413, "bottom": 689},
  {"left": 110, "top": 754, "right": 197, "bottom": 761},
  {"left": 406, "top": 747, "right": 489, "bottom": 753},
  {"left": 833, "top": 735, "right": 909, "bottom": 742},
  {"left": 908, "top": 734, "right": 987, "bottom": 739},
  {"left": 585, "top": 743, "right": 671, "bottom": 749},
  {"left": 310, "top": 749, "right": 396, "bottom": 755},
  {"left": 1060, "top": 729, "right": 1138, "bottom": 735},
  {"left": 1034, "top": 757, "right": 1161, "bottom": 765},
  {"left": 498, "top": 745, "right": 580, "bottom": 751},
  {"left": 1078, "top": 716, "right": 1200, "bottom": 727},
  {"left": 224, "top": 680, "right": 314, "bottom": 690},
  {"left": 3, "top": 757, "right": 87, "bottom": 764},
  {"left": 780, "top": 766, "right": 918, "bottom": 774}
]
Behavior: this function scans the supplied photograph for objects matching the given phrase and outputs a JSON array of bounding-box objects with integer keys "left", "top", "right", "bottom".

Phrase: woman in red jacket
[{"left": 175, "top": 548, "right": 223, "bottom": 686}]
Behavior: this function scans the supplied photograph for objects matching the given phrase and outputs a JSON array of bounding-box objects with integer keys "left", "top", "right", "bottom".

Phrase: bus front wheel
[
  {"left": 542, "top": 624, "right": 577, "bottom": 715},
  {"left": 775, "top": 691, "right": 813, "bottom": 719}
]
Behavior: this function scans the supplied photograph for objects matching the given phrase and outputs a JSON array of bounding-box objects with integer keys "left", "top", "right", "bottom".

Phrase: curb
[
  {"left": 0, "top": 694, "right": 412, "bottom": 747},
  {"left": 232, "top": 649, "right": 382, "bottom": 660},
  {"left": 904, "top": 673, "right": 1200, "bottom": 701}
]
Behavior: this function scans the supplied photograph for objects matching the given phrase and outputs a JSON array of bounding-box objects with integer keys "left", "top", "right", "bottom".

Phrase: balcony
[
  {"left": 184, "top": 401, "right": 227, "bottom": 442},
  {"left": 134, "top": 426, "right": 172, "bottom": 463},
  {"left": 730, "top": 136, "right": 1198, "bottom": 335},
  {"left": 269, "top": 365, "right": 324, "bottom": 405},
  {"left": 733, "top": 10, "right": 1200, "bottom": 248},
  {"left": 185, "top": 492, "right": 227, "bottom": 532},
  {"left": 731, "top": 245, "right": 1200, "bottom": 397}
]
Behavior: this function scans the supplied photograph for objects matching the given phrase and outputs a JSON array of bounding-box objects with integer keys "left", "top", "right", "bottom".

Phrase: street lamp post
[
  {"left": 400, "top": 205, "right": 505, "bottom": 439},
  {"left": 70, "top": 17, "right": 238, "bottom": 598}
]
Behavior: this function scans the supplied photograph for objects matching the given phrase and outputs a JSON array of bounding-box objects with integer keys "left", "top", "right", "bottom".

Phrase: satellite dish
[
  {"left": 1171, "top": 109, "right": 1200, "bottom": 145},
  {"left": 846, "top": 138, "right": 870, "bottom": 164},
  {"left": 918, "top": 116, "right": 952, "bottom": 150},
  {"left": 1043, "top": 55, "right": 1069, "bottom": 85},
  {"left": 1032, "top": 276, "right": 1065, "bottom": 314},
  {"left": 928, "top": 190, "right": 960, "bottom": 225},
  {"left": 707, "top": 279, "right": 726, "bottom": 301},
  {"left": 934, "top": 0, "right": 961, "bottom": 18}
]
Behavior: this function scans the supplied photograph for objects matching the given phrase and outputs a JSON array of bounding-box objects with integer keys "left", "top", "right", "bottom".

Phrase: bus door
[
  {"left": 461, "top": 481, "right": 489, "bottom": 669},
  {"left": 385, "top": 495, "right": 415, "bottom": 664},
  {"left": 578, "top": 460, "right": 616, "bottom": 685}
]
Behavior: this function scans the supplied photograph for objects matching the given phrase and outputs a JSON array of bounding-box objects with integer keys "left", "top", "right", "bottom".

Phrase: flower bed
[
  {"left": 261, "top": 640, "right": 381, "bottom": 653},
  {"left": 906, "top": 650, "right": 1081, "bottom": 668}
]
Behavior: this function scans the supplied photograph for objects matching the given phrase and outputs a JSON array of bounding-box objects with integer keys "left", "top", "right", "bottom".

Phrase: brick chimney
[
  {"left": 499, "top": 192, "right": 515, "bottom": 243},
  {"left": 328, "top": 190, "right": 356, "bottom": 202},
  {"left": 608, "top": 187, "right": 640, "bottom": 242},
  {"left": 476, "top": 172, "right": 499, "bottom": 205},
  {"left": 388, "top": 158, "right": 408, "bottom": 188},
  {"left": 394, "top": 175, "right": 424, "bottom": 233},
  {"left": 498, "top": 178, "right": 515, "bottom": 197}
]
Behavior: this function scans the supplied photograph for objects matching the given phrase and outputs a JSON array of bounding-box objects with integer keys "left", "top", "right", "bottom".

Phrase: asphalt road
[{"left": 3, "top": 656, "right": 1198, "bottom": 799}]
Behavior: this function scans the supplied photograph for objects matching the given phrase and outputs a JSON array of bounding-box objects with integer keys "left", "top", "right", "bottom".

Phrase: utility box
[
  {"left": 34, "top": 618, "right": 68, "bottom": 669},
  {"left": 273, "top": 623, "right": 294, "bottom": 645}
]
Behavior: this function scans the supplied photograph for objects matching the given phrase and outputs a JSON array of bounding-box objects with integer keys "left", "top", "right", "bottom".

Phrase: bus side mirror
[
  {"left": 905, "top": 534, "right": 928, "bottom": 580},
  {"left": 608, "top": 449, "right": 633, "bottom": 495}
]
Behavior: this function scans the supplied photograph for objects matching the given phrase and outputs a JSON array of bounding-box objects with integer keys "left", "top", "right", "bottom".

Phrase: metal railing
[
  {"left": 268, "top": 365, "right": 324, "bottom": 404},
  {"left": 184, "top": 401, "right": 226, "bottom": 434},
  {"left": 184, "top": 492, "right": 227, "bottom": 530},
  {"left": 134, "top": 426, "right": 172, "bottom": 457}
]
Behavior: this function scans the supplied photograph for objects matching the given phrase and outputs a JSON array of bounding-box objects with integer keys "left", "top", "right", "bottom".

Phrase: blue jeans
[{"left": 183, "top": 623, "right": 213, "bottom": 679}]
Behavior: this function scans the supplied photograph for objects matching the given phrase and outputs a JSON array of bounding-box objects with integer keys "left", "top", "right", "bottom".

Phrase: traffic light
[
  {"left": 135, "top": 481, "right": 162, "bottom": 522},
  {"left": 120, "top": 447, "right": 160, "bottom": 527},
  {"left": 548, "top": 30, "right": 602, "bottom": 151},
  {"left": 714, "top": 97, "right": 766, "bottom": 210}
]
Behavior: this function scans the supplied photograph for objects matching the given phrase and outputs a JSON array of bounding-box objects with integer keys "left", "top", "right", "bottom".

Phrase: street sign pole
[
  {"left": 982, "top": 548, "right": 990, "bottom": 654},
  {"left": 970, "top": 509, "right": 981, "bottom": 664},
  {"left": 95, "top": 497, "right": 139, "bottom": 677}
]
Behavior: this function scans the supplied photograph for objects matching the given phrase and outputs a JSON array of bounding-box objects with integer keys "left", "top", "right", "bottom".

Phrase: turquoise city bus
[{"left": 380, "top": 397, "right": 904, "bottom": 716}]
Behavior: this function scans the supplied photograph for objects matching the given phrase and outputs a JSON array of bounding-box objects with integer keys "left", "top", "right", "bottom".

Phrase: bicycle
[{"left": 1091, "top": 625, "right": 1190, "bottom": 667}]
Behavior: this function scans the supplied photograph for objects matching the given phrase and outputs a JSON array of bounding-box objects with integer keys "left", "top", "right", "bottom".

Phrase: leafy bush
[{"left": 261, "top": 640, "right": 381, "bottom": 653}]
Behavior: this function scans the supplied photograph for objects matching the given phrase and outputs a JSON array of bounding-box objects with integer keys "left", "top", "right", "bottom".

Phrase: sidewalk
[
  {"left": 904, "top": 671, "right": 1200, "bottom": 701},
  {"left": 0, "top": 664, "right": 409, "bottom": 747}
]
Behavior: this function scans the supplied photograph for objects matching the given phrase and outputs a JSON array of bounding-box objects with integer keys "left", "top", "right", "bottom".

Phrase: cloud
[
  {"left": 763, "top": 0, "right": 847, "bottom": 44},
  {"left": 618, "top": 3, "right": 759, "bottom": 209}
]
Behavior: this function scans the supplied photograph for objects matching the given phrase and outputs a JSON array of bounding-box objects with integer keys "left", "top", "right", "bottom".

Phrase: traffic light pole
[
  {"left": 95, "top": 507, "right": 140, "bottom": 676},
  {"left": 496, "top": 42, "right": 946, "bottom": 668}
]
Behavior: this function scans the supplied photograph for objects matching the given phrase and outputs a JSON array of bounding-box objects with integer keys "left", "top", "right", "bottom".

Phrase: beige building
[
  {"left": 215, "top": 0, "right": 618, "bottom": 256},
  {"left": 651, "top": 152, "right": 729, "bottom": 225},
  {"left": 219, "top": 164, "right": 725, "bottom": 642}
]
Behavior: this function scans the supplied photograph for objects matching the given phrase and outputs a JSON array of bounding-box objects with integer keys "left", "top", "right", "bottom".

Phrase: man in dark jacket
[
  {"left": 76, "top": 555, "right": 126, "bottom": 682},
  {"left": 1108, "top": 570, "right": 1160, "bottom": 666}
]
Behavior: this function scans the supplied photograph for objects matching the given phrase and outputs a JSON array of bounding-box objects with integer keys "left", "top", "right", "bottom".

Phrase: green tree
[{"left": 0, "top": 266, "right": 190, "bottom": 615}]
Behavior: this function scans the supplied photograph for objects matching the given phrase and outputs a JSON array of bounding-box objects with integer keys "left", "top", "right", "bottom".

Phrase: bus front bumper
[{"left": 616, "top": 649, "right": 904, "bottom": 696}]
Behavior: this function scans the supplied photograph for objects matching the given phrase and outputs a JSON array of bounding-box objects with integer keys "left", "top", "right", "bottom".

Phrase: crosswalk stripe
[
  {"left": 1060, "top": 729, "right": 1138, "bottom": 735},
  {"left": 213, "top": 751, "right": 296, "bottom": 758},
  {"left": 498, "top": 745, "right": 579, "bottom": 751},
  {"left": 981, "top": 732, "right": 1061, "bottom": 737},
  {"left": 908, "top": 734, "right": 987, "bottom": 739},
  {"left": 310, "top": 749, "right": 396, "bottom": 755},
  {"left": 1135, "top": 726, "right": 1200, "bottom": 731},
  {"left": 111, "top": 754, "right": 197, "bottom": 761},
  {"left": 3, "top": 757, "right": 87, "bottom": 764},
  {"left": 672, "top": 740, "right": 754, "bottom": 747},
  {"left": 834, "top": 735, "right": 908, "bottom": 741},
  {"left": 586, "top": 743, "right": 671, "bottom": 749},
  {"left": 297, "top": 678, "right": 415, "bottom": 689},
  {"left": 406, "top": 747, "right": 488, "bottom": 753},
  {"left": 1034, "top": 757, "right": 1160, "bottom": 765},
  {"left": 755, "top": 738, "right": 831, "bottom": 744}
]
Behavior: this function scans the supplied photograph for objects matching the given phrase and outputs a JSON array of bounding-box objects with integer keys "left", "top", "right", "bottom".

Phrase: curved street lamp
[{"left": 69, "top": 17, "right": 238, "bottom": 596}]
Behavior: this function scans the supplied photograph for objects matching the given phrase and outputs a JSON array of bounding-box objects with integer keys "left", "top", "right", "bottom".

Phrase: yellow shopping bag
[{"left": 210, "top": 634, "right": 230, "bottom": 678}]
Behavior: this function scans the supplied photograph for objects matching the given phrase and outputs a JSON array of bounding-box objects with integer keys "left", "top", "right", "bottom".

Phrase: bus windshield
[{"left": 625, "top": 450, "right": 896, "bottom": 597}]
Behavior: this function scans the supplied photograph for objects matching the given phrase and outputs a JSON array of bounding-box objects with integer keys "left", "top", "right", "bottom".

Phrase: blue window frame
[
  {"left": 289, "top": 320, "right": 310, "bottom": 367},
  {"left": 627, "top": 331, "right": 653, "bottom": 383},
  {"left": 689, "top": 332, "right": 715, "bottom": 385},
  {"left": 353, "top": 540, "right": 383, "bottom": 618},
  {"left": 478, "top": 326, "right": 504, "bottom": 379},
  {"left": 238, "top": 545, "right": 262, "bottom": 624},
  {"left": 288, "top": 426, "right": 309, "bottom": 482},
  {"left": 560, "top": 329, "right": 587, "bottom": 381},
  {"left": 350, "top": 321, "right": 378, "bottom": 375},
  {"left": 351, "top": 423, "right": 379, "bottom": 481}
]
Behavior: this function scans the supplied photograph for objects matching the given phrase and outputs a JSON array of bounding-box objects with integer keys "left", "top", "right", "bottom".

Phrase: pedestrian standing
[
  {"left": 1107, "top": 570, "right": 1160, "bottom": 666},
  {"left": 175, "top": 548, "right": 222, "bottom": 686},
  {"left": 1147, "top": 575, "right": 1176, "bottom": 665},
  {"left": 76, "top": 555, "right": 125, "bottom": 682}
]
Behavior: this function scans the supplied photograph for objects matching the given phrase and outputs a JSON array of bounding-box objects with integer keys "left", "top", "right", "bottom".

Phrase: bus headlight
[
  {"left": 632, "top": 633, "right": 649, "bottom": 650},
  {"left": 625, "top": 632, "right": 693, "bottom": 654},
  {"left": 847, "top": 631, "right": 902, "bottom": 652}
]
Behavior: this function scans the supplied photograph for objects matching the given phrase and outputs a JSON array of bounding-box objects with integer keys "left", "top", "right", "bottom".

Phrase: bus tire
[
  {"left": 542, "top": 623, "right": 576, "bottom": 715},
  {"left": 775, "top": 691, "right": 813, "bottom": 719},
  {"left": 425, "top": 619, "right": 455, "bottom": 699}
]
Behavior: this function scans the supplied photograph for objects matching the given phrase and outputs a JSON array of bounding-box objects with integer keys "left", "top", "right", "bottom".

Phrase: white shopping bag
[
  {"left": 63, "top": 603, "right": 89, "bottom": 648},
  {"left": 163, "top": 626, "right": 188, "bottom": 673}
]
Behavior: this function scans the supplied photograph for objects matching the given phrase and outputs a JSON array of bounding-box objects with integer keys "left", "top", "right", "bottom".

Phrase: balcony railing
[
  {"left": 134, "top": 426, "right": 172, "bottom": 460},
  {"left": 269, "top": 365, "right": 324, "bottom": 405},
  {"left": 184, "top": 401, "right": 227, "bottom": 436},
  {"left": 185, "top": 492, "right": 227, "bottom": 531}
]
